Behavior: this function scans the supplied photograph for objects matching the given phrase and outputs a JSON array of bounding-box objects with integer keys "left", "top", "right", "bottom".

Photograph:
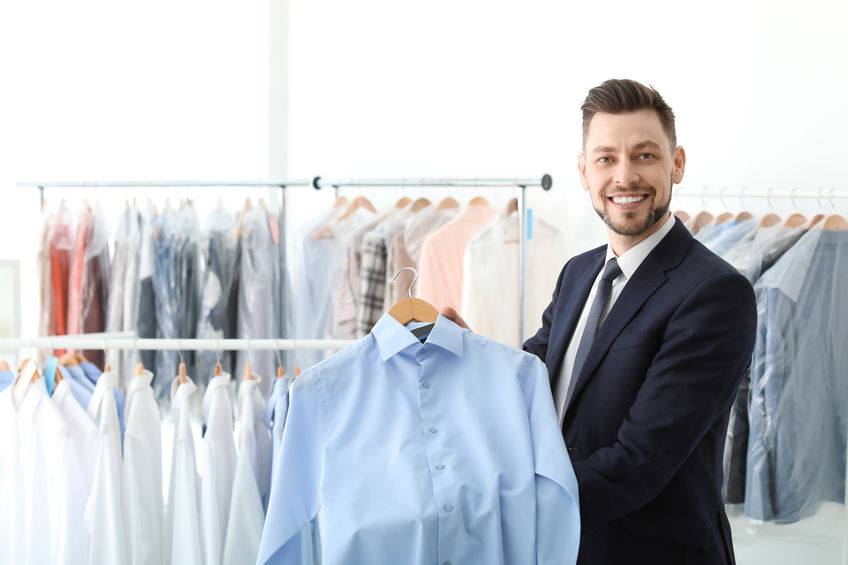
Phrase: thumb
[{"left": 440, "top": 306, "right": 471, "bottom": 331}]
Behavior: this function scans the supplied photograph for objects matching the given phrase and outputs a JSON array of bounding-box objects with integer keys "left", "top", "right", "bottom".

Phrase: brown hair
[{"left": 581, "top": 79, "right": 677, "bottom": 149}]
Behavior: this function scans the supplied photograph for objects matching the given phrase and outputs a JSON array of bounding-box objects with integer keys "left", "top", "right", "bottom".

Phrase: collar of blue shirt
[{"left": 371, "top": 313, "right": 464, "bottom": 361}]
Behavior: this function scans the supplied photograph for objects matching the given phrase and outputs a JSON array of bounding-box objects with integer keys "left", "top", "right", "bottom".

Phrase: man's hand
[{"left": 440, "top": 307, "right": 471, "bottom": 331}]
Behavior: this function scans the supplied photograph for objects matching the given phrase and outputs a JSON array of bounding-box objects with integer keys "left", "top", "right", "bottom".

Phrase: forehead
[{"left": 585, "top": 110, "right": 669, "bottom": 149}]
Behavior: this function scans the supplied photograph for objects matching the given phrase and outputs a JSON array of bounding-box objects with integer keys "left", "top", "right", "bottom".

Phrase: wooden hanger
[
  {"left": 468, "top": 196, "right": 490, "bottom": 207},
  {"left": 504, "top": 198, "right": 519, "bottom": 216},
  {"left": 60, "top": 353, "right": 79, "bottom": 367},
  {"left": 394, "top": 197, "right": 412, "bottom": 209},
  {"left": 758, "top": 213, "right": 782, "bottom": 228},
  {"left": 733, "top": 211, "right": 754, "bottom": 222},
  {"left": 277, "top": 366, "right": 285, "bottom": 380},
  {"left": 674, "top": 210, "right": 690, "bottom": 223},
  {"left": 134, "top": 363, "right": 145, "bottom": 376},
  {"left": 214, "top": 361, "right": 223, "bottom": 377},
  {"left": 234, "top": 198, "right": 253, "bottom": 239},
  {"left": 714, "top": 212, "right": 734, "bottom": 225},
  {"left": 0, "top": 359, "right": 9, "bottom": 372},
  {"left": 806, "top": 214, "right": 825, "bottom": 229},
  {"left": 436, "top": 197, "right": 460, "bottom": 211},
  {"left": 411, "top": 198, "right": 431, "bottom": 212},
  {"left": 387, "top": 267, "right": 438, "bottom": 325},
  {"left": 178, "top": 361, "right": 188, "bottom": 385},
  {"left": 54, "top": 364, "right": 64, "bottom": 385},
  {"left": 819, "top": 214, "right": 848, "bottom": 230},
  {"left": 333, "top": 196, "right": 349, "bottom": 210},
  {"left": 338, "top": 196, "right": 376, "bottom": 221},
  {"left": 688, "top": 211, "right": 714, "bottom": 234},
  {"left": 13, "top": 359, "right": 39, "bottom": 402},
  {"left": 104, "top": 363, "right": 112, "bottom": 373},
  {"left": 294, "top": 367, "right": 302, "bottom": 379},
  {"left": 75, "top": 353, "right": 88, "bottom": 364},
  {"left": 782, "top": 213, "right": 806, "bottom": 228},
  {"left": 244, "top": 361, "right": 257, "bottom": 381}
]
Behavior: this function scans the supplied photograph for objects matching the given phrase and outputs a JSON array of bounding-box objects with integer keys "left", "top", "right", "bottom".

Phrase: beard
[{"left": 592, "top": 180, "right": 672, "bottom": 237}]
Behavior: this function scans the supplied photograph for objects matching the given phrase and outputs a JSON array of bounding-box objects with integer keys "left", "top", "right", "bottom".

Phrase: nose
[{"left": 613, "top": 160, "right": 640, "bottom": 188}]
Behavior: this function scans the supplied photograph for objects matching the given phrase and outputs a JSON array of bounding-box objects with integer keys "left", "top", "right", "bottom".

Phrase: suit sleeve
[
  {"left": 523, "top": 259, "right": 570, "bottom": 363},
  {"left": 572, "top": 271, "right": 757, "bottom": 536}
]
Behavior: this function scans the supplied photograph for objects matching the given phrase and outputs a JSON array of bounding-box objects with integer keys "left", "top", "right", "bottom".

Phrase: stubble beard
[{"left": 593, "top": 182, "right": 672, "bottom": 237}]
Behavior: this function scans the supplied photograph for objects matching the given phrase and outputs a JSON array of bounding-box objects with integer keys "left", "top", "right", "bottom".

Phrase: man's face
[{"left": 578, "top": 109, "right": 685, "bottom": 237}]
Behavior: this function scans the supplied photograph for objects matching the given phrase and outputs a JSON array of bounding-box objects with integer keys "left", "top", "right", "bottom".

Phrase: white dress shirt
[
  {"left": 123, "top": 369, "right": 164, "bottom": 565},
  {"left": 200, "top": 372, "right": 237, "bottom": 565},
  {"left": 223, "top": 376, "right": 271, "bottom": 565},
  {"left": 462, "top": 210, "right": 568, "bottom": 347},
  {"left": 52, "top": 379, "right": 98, "bottom": 565},
  {"left": 86, "top": 370, "right": 129, "bottom": 564},
  {"left": 165, "top": 376, "right": 204, "bottom": 565},
  {"left": 1, "top": 378, "right": 70, "bottom": 564},
  {"left": 556, "top": 213, "right": 676, "bottom": 422}
]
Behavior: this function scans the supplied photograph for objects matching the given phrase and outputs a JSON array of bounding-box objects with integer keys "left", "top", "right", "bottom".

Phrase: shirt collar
[
  {"left": 126, "top": 369, "right": 155, "bottom": 418},
  {"left": 371, "top": 312, "right": 464, "bottom": 361},
  {"left": 606, "top": 212, "right": 676, "bottom": 280}
]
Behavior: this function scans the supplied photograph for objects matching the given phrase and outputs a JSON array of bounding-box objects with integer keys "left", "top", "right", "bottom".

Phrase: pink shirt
[{"left": 415, "top": 202, "right": 496, "bottom": 311}]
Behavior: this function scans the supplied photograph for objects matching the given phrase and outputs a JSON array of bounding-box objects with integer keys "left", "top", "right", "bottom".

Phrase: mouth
[{"left": 607, "top": 193, "right": 650, "bottom": 210}]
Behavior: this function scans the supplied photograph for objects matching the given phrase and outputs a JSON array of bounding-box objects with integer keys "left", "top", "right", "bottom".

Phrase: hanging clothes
[
  {"left": 258, "top": 313, "right": 581, "bottom": 565},
  {"left": 265, "top": 374, "right": 290, "bottom": 480},
  {"left": 51, "top": 377, "right": 98, "bottom": 565},
  {"left": 120, "top": 203, "right": 144, "bottom": 380},
  {"left": 223, "top": 375, "right": 271, "bottom": 565},
  {"left": 745, "top": 227, "right": 848, "bottom": 522},
  {"left": 386, "top": 204, "right": 457, "bottom": 308},
  {"left": 152, "top": 204, "right": 201, "bottom": 404},
  {"left": 461, "top": 209, "right": 566, "bottom": 347},
  {"left": 0, "top": 378, "right": 72, "bottom": 564},
  {"left": 165, "top": 375, "right": 204, "bottom": 565},
  {"left": 196, "top": 207, "right": 240, "bottom": 386},
  {"left": 236, "top": 206, "right": 277, "bottom": 392},
  {"left": 40, "top": 203, "right": 73, "bottom": 352},
  {"left": 416, "top": 202, "right": 497, "bottom": 311},
  {"left": 106, "top": 205, "right": 133, "bottom": 374},
  {"left": 86, "top": 369, "right": 128, "bottom": 564},
  {"left": 200, "top": 372, "right": 237, "bottom": 565},
  {"left": 123, "top": 368, "right": 164, "bottom": 565},
  {"left": 137, "top": 203, "right": 158, "bottom": 374}
]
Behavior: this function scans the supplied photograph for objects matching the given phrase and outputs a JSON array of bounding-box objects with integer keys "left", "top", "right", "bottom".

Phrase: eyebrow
[{"left": 591, "top": 140, "right": 663, "bottom": 154}]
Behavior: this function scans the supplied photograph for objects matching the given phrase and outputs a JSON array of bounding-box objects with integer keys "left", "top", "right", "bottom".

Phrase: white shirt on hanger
[
  {"left": 223, "top": 375, "right": 271, "bottom": 565},
  {"left": 165, "top": 375, "right": 204, "bottom": 565},
  {"left": 200, "top": 372, "right": 237, "bottom": 565},
  {"left": 556, "top": 213, "right": 676, "bottom": 421},
  {"left": 86, "top": 370, "right": 128, "bottom": 565},
  {"left": 52, "top": 378, "right": 98, "bottom": 564},
  {"left": 0, "top": 377, "right": 68, "bottom": 564},
  {"left": 123, "top": 369, "right": 165, "bottom": 565}
]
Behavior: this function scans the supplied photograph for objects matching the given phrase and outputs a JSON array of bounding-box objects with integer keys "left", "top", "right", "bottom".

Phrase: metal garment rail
[
  {"left": 0, "top": 337, "right": 355, "bottom": 352},
  {"left": 313, "top": 174, "right": 554, "bottom": 341},
  {"left": 18, "top": 173, "right": 555, "bottom": 344},
  {"left": 678, "top": 186, "right": 848, "bottom": 204}
]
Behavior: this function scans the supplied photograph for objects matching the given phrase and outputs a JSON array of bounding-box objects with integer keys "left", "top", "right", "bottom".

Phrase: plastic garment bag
[
  {"left": 80, "top": 206, "right": 111, "bottom": 367},
  {"left": 106, "top": 204, "right": 143, "bottom": 380},
  {"left": 137, "top": 203, "right": 158, "bottom": 374},
  {"left": 195, "top": 207, "right": 240, "bottom": 386},
  {"left": 236, "top": 207, "right": 276, "bottom": 393},
  {"left": 745, "top": 228, "right": 848, "bottom": 522},
  {"left": 152, "top": 203, "right": 201, "bottom": 404}
]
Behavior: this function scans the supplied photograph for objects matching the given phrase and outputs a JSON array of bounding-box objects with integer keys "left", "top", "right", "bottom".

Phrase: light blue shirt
[{"left": 258, "top": 313, "right": 580, "bottom": 565}]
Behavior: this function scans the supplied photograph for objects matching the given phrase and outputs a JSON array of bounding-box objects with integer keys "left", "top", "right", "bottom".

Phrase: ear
[
  {"left": 672, "top": 146, "right": 686, "bottom": 184},
  {"left": 577, "top": 153, "right": 590, "bottom": 191}
]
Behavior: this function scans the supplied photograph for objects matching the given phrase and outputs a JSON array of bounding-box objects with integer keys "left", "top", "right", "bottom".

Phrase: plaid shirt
[{"left": 357, "top": 230, "right": 388, "bottom": 335}]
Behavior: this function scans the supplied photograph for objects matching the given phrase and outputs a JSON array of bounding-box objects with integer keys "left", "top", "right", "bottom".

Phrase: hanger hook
[
  {"left": 828, "top": 187, "right": 837, "bottom": 210},
  {"left": 738, "top": 187, "right": 746, "bottom": 209},
  {"left": 817, "top": 187, "right": 825, "bottom": 211},
  {"left": 788, "top": 187, "right": 797, "bottom": 210},
  {"left": 391, "top": 267, "right": 419, "bottom": 298},
  {"left": 700, "top": 186, "right": 707, "bottom": 210},
  {"left": 718, "top": 186, "right": 727, "bottom": 211}
]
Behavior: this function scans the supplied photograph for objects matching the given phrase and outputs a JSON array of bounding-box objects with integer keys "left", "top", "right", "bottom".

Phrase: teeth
[{"left": 612, "top": 195, "right": 646, "bottom": 204}]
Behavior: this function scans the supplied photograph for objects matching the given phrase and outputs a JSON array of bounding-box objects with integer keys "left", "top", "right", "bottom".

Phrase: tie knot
[{"left": 601, "top": 258, "right": 622, "bottom": 282}]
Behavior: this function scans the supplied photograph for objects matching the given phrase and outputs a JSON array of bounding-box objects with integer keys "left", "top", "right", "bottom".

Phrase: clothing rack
[
  {"left": 678, "top": 186, "right": 848, "bottom": 206},
  {"left": 0, "top": 336, "right": 354, "bottom": 352},
  {"left": 18, "top": 173, "right": 555, "bottom": 343}
]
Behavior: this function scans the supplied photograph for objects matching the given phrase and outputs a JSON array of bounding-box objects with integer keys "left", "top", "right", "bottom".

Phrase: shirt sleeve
[
  {"left": 519, "top": 354, "right": 580, "bottom": 565},
  {"left": 257, "top": 374, "right": 326, "bottom": 565}
]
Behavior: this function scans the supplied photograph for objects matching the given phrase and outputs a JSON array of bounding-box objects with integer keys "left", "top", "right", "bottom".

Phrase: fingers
[{"left": 440, "top": 306, "right": 471, "bottom": 331}]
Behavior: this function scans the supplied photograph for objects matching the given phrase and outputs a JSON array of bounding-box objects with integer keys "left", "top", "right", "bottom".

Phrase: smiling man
[{"left": 445, "top": 79, "right": 757, "bottom": 564}]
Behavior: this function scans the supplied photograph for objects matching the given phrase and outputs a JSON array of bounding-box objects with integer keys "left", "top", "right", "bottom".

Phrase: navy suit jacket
[{"left": 524, "top": 218, "right": 757, "bottom": 565}]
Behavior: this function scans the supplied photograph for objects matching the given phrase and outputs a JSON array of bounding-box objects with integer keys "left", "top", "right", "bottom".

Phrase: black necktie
[{"left": 562, "top": 258, "right": 623, "bottom": 413}]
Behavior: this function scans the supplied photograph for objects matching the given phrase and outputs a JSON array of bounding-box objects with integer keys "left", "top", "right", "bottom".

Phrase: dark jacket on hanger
[{"left": 523, "top": 218, "right": 757, "bottom": 565}]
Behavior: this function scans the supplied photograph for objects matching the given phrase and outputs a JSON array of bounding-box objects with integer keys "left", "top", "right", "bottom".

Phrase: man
[{"left": 444, "top": 79, "right": 757, "bottom": 564}]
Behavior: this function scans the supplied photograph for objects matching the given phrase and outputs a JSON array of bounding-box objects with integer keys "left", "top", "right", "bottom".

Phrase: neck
[{"left": 607, "top": 211, "right": 672, "bottom": 256}]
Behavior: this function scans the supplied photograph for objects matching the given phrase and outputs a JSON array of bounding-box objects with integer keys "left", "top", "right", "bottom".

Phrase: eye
[
  {"left": 597, "top": 156, "right": 613, "bottom": 164},
  {"left": 636, "top": 153, "right": 656, "bottom": 160}
]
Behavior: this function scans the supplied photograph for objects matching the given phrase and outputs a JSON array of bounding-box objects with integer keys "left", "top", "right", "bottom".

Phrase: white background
[{"left": 2, "top": 3, "right": 847, "bottom": 559}]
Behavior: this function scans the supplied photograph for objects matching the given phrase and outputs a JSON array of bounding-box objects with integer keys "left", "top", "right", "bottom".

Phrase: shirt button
[
  {"left": 429, "top": 426, "right": 438, "bottom": 434},
  {"left": 421, "top": 380, "right": 431, "bottom": 389},
  {"left": 443, "top": 504, "right": 454, "bottom": 512},
  {"left": 435, "top": 464, "right": 445, "bottom": 470}
]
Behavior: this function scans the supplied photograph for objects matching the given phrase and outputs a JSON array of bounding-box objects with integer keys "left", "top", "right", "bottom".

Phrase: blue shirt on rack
[{"left": 258, "top": 313, "right": 580, "bottom": 565}]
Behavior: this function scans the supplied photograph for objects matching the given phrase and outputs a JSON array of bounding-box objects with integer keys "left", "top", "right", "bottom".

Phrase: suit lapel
[
  {"left": 564, "top": 219, "right": 693, "bottom": 415},
  {"left": 546, "top": 250, "right": 605, "bottom": 384}
]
